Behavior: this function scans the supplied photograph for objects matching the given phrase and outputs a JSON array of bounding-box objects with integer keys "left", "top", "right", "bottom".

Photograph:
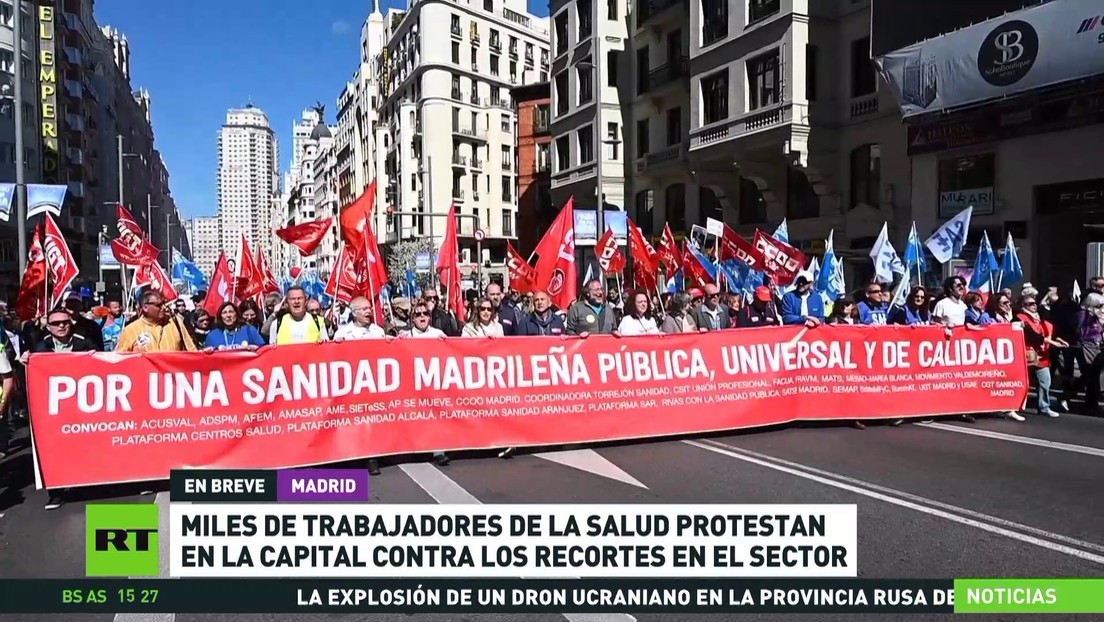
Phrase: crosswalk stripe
[
  {"left": 532, "top": 449, "right": 649, "bottom": 489},
  {"left": 917, "top": 422, "right": 1104, "bottom": 458}
]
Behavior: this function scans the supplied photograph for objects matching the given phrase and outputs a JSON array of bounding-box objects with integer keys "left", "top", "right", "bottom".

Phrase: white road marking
[
  {"left": 532, "top": 449, "right": 649, "bottom": 489},
  {"left": 114, "top": 491, "right": 174, "bottom": 622},
  {"left": 917, "top": 422, "right": 1104, "bottom": 458},
  {"left": 400, "top": 464, "right": 637, "bottom": 622},
  {"left": 684, "top": 439, "right": 1104, "bottom": 565}
]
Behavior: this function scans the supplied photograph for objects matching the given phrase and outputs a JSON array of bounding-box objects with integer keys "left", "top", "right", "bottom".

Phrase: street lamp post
[{"left": 12, "top": 0, "right": 27, "bottom": 273}]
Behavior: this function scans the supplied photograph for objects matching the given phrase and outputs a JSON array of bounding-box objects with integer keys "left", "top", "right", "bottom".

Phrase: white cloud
[{"left": 331, "top": 20, "right": 351, "bottom": 35}]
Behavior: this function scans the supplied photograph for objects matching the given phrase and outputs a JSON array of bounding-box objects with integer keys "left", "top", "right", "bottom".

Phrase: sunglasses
[
  {"left": 413, "top": 311, "right": 430, "bottom": 317},
  {"left": 144, "top": 301, "right": 163, "bottom": 308},
  {"left": 478, "top": 306, "right": 493, "bottom": 311},
  {"left": 425, "top": 296, "right": 438, "bottom": 301},
  {"left": 48, "top": 320, "right": 70, "bottom": 327}
]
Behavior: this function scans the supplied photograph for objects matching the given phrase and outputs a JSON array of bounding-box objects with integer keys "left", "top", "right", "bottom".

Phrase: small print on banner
[{"left": 168, "top": 504, "right": 858, "bottom": 578}]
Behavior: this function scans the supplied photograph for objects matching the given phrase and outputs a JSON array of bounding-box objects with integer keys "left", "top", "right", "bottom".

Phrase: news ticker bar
[{"left": 1, "top": 579, "right": 1102, "bottom": 614}]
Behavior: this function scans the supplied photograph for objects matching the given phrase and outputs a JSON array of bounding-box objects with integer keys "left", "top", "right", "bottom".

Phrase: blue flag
[
  {"left": 969, "top": 231, "right": 999, "bottom": 292},
  {"left": 903, "top": 222, "right": 927, "bottom": 274},
  {"left": 685, "top": 242, "right": 718, "bottom": 283},
  {"left": 171, "top": 249, "right": 208, "bottom": 293},
  {"left": 998, "top": 233, "right": 1023, "bottom": 289}
]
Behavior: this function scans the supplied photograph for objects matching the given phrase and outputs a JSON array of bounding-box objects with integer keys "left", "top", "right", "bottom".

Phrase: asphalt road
[{"left": 1, "top": 411, "right": 1103, "bottom": 622}]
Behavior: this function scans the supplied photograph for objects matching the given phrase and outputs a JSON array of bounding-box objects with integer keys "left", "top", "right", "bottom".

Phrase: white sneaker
[
  {"left": 1006, "top": 411, "right": 1025, "bottom": 421},
  {"left": 1040, "top": 410, "right": 1059, "bottom": 418}
]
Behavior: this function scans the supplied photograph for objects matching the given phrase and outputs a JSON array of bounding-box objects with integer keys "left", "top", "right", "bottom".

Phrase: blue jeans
[{"left": 1034, "top": 366, "right": 1052, "bottom": 414}]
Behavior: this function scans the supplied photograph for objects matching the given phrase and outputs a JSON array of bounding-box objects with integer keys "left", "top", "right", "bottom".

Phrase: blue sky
[{"left": 97, "top": 0, "right": 551, "bottom": 220}]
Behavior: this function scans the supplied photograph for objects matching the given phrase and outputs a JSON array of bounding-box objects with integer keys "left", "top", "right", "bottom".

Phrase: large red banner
[{"left": 28, "top": 325, "right": 1030, "bottom": 489}]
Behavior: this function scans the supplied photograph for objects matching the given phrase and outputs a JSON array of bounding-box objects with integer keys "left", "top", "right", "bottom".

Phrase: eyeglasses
[
  {"left": 48, "top": 320, "right": 70, "bottom": 327},
  {"left": 413, "top": 311, "right": 430, "bottom": 317},
  {"left": 707, "top": 293, "right": 720, "bottom": 299}
]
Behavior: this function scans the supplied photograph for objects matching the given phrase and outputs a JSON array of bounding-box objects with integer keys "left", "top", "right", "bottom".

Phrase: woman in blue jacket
[{"left": 203, "top": 302, "right": 266, "bottom": 352}]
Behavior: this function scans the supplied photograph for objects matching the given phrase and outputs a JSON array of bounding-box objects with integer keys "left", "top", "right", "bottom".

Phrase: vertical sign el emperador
[{"left": 37, "top": 0, "right": 58, "bottom": 184}]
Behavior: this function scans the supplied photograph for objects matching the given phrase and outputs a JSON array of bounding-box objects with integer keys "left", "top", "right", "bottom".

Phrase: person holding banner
[
  {"left": 203, "top": 303, "right": 266, "bottom": 351},
  {"left": 781, "top": 272, "right": 824, "bottom": 327},
  {"left": 270, "top": 287, "right": 328, "bottom": 345},
  {"left": 115, "top": 291, "right": 197, "bottom": 353},
  {"left": 565, "top": 279, "right": 618, "bottom": 336},
  {"left": 738, "top": 286, "right": 781, "bottom": 328},
  {"left": 618, "top": 291, "right": 662, "bottom": 336},
  {"left": 691, "top": 284, "right": 729, "bottom": 332},
  {"left": 400, "top": 300, "right": 447, "bottom": 339},
  {"left": 26, "top": 308, "right": 99, "bottom": 355},
  {"left": 333, "top": 296, "right": 386, "bottom": 341},
  {"left": 461, "top": 298, "right": 505, "bottom": 337},
  {"left": 660, "top": 292, "right": 698, "bottom": 334},
  {"left": 516, "top": 291, "right": 566, "bottom": 336}
]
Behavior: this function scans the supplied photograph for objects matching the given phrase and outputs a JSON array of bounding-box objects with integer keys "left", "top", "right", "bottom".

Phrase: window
[
  {"left": 485, "top": 0, "right": 493, "bottom": 10},
  {"left": 554, "top": 13, "right": 569, "bottom": 55},
  {"left": 537, "top": 143, "right": 551, "bottom": 171},
  {"left": 501, "top": 145, "right": 512, "bottom": 167},
  {"left": 739, "top": 177, "right": 767, "bottom": 224},
  {"left": 665, "top": 107, "right": 681, "bottom": 146},
  {"left": 555, "top": 72, "right": 569, "bottom": 114},
  {"left": 635, "top": 190, "right": 655, "bottom": 235},
  {"left": 471, "top": 47, "right": 478, "bottom": 67},
  {"left": 502, "top": 210, "right": 514, "bottom": 237},
  {"left": 786, "top": 168, "right": 820, "bottom": 220},
  {"left": 451, "top": 75, "right": 462, "bottom": 99},
  {"left": 578, "top": 0, "right": 593, "bottom": 39},
  {"left": 665, "top": 184, "right": 687, "bottom": 231},
  {"left": 578, "top": 62, "right": 593, "bottom": 103},
  {"left": 636, "top": 119, "right": 649, "bottom": 157},
  {"left": 501, "top": 114, "right": 510, "bottom": 131},
  {"left": 608, "top": 0, "right": 617, "bottom": 20},
  {"left": 748, "top": 0, "right": 780, "bottom": 23},
  {"left": 850, "top": 36, "right": 876, "bottom": 97},
  {"left": 701, "top": 69, "right": 728, "bottom": 125},
  {"left": 452, "top": 42, "right": 460, "bottom": 64},
  {"left": 702, "top": 0, "right": 728, "bottom": 46},
  {"left": 607, "top": 50, "right": 618, "bottom": 87},
  {"left": 501, "top": 176, "right": 512, "bottom": 201},
  {"left": 578, "top": 125, "right": 594, "bottom": 163},
  {"left": 938, "top": 153, "right": 995, "bottom": 215},
  {"left": 747, "top": 49, "right": 780, "bottom": 110},
  {"left": 607, "top": 122, "right": 619, "bottom": 160},
  {"left": 636, "top": 48, "right": 650, "bottom": 95},
  {"left": 490, "top": 29, "right": 501, "bottom": 51},
  {"left": 556, "top": 136, "right": 571, "bottom": 171},
  {"left": 509, "top": 60, "right": 517, "bottom": 79},
  {"left": 849, "top": 144, "right": 881, "bottom": 209},
  {"left": 451, "top": 14, "right": 461, "bottom": 36},
  {"left": 491, "top": 85, "right": 500, "bottom": 101},
  {"left": 806, "top": 45, "right": 817, "bottom": 101},
  {"left": 491, "top": 55, "right": 500, "bottom": 75}
]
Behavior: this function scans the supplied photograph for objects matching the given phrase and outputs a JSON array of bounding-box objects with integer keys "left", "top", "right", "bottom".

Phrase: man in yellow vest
[{"left": 271, "top": 286, "right": 329, "bottom": 345}]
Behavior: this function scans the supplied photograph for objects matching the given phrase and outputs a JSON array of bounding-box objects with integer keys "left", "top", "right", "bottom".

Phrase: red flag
[
  {"left": 256, "top": 251, "right": 281, "bottom": 295},
  {"left": 339, "top": 181, "right": 377, "bottom": 255},
  {"left": 110, "top": 204, "right": 159, "bottom": 265},
  {"left": 275, "top": 217, "right": 333, "bottom": 257},
  {"left": 202, "top": 252, "right": 235, "bottom": 316},
  {"left": 633, "top": 260, "right": 658, "bottom": 293},
  {"left": 626, "top": 218, "right": 659, "bottom": 286},
  {"left": 719, "top": 224, "right": 764, "bottom": 270},
  {"left": 531, "top": 197, "right": 577, "bottom": 310},
  {"left": 15, "top": 224, "right": 48, "bottom": 321},
  {"left": 435, "top": 205, "right": 466, "bottom": 325},
  {"left": 134, "top": 262, "right": 179, "bottom": 302},
  {"left": 595, "top": 227, "right": 626, "bottom": 276},
  {"left": 42, "top": 214, "right": 78, "bottom": 309},
  {"left": 505, "top": 242, "right": 536, "bottom": 293},
  {"left": 361, "top": 220, "right": 389, "bottom": 325},
  {"left": 682, "top": 240, "right": 715, "bottom": 288},
  {"left": 235, "top": 234, "right": 265, "bottom": 300},
  {"left": 752, "top": 230, "right": 806, "bottom": 285},
  {"left": 657, "top": 224, "right": 679, "bottom": 270},
  {"left": 324, "top": 245, "right": 364, "bottom": 305}
]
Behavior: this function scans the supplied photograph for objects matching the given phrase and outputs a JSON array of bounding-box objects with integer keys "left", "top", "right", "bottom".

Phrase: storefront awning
[{"left": 874, "top": 0, "right": 1104, "bottom": 118}]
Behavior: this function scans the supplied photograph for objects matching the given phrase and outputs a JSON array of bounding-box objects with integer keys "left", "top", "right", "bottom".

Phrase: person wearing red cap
[{"left": 739, "top": 286, "right": 781, "bottom": 328}]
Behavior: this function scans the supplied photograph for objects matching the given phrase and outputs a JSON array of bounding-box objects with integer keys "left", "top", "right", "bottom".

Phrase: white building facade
[
  {"left": 185, "top": 216, "right": 220, "bottom": 276},
  {"left": 216, "top": 105, "right": 280, "bottom": 263},
  {"left": 375, "top": 0, "right": 549, "bottom": 266},
  {"left": 548, "top": 0, "right": 628, "bottom": 214}
]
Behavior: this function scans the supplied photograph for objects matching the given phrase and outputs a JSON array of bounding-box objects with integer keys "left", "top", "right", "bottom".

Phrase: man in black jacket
[
  {"left": 28, "top": 308, "right": 100, "bottom": 355},
  {"left": 63, "top": 295, "right": 105, "bottom": 351},
  {"left": 423, "top": 288, "right": 460, "bottom": 336}
]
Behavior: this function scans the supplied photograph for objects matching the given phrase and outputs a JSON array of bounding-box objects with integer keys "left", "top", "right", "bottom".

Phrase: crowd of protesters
[{"left": 0, "top": 272, "right": 1095, "bottom": 510}]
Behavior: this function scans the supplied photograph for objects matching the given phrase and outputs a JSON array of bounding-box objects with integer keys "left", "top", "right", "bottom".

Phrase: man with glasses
[
  {"left": 933, "top": 277, "right": 968, "bottom": 328},
  {"left": 27, "top": 308, "right": 99, "bottom": 355},
  {"left": 693, "top": 283, "right": 731, "bottom": 331},
  {"left": 334, "top": 296, "right": 385, "bottom": 341},
  {"left": 422, "top": 289, "right": 460, "bottom": 336},
  {"left": 272, "top": 286, "right": 329, "bottom": 345},
  {"left": 116, "top": 291, "right": 197, "bottom": 353},
  {"left": 858, "top": 283, "right": 890, "bottom": 325},
  {"left": 565, "top": 279, "right": 617, "bottom": 336}
]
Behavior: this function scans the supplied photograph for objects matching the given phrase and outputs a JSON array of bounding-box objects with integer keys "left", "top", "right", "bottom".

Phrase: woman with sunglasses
[
  {"left": 461, "top": 297, "right": 504, "bottom": 337},
  {"left": 203, "top": 302, "right": 265, "bottom": 352},
  {"left": 1018, "top": 294, "right": 1068, "bottom": 417},
  {"left": 889, "top": 286, "right": 932, "bottom": 325}
]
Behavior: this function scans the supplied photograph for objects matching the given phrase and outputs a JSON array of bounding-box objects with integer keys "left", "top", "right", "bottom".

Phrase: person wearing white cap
[{"left": 780, "top": 271, "right": 824, "bottom": 327}]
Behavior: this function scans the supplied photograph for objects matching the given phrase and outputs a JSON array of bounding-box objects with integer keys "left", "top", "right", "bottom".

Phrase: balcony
[
  {"left": 63, "top": 79, "right": 83, "bottom": 98},
  {"left": 490, "top": 38, "right": 502, "bottom": 53},
  {"left": 495, "top": 98, "right": 511, "bottom": 110},
  {"left": 472, "top": 191, "right": 481, "bottom": 202},
  {"left": 849, "top": 93, "right": 880, "bottom": 120},
  {"left": 452, "top": 188, "right": 466, "bottom": 202},
  {"left": 635, "top": 144, "right": 686, "bottom": 173},
  {"left": 470, "top": 93, "right": 480, "bottom": 105},
  {"left": 64, "top": 114, "right": 85, "bottom": 132},
  {"left": 471, "top": 157, "right": 484, "bottom": 170},
  {"left": 452, "top": 154, "right": 468, "bottom": 168},
  {"left": 451, "top": 88, "right": 463, "bottom": 101},
  {"left": 452, "top": 126, "right": 488, "bottom": 142},
  {"left": 63, "top": 46, "right": 82, "bottom": 65},
  {"left": 451, "top": 24, "right": 462, "bottom": 38},
  {"left": 67, "top": 180, "right": 85, "bottom": 198},
  {"left": 636, "top": 0, "right": 687, "bottom": 28},
  {"left": 503, "top": 160, "right": 513, "bottom": 172},
  {"left": 67, "top": 147, "right": 83, "bottom": 165},
  {"left": 690, "top": 101, "right": 805, "bottom": 152},
  {"left": 533, "top": 114, "right": 551, "bottom": 135},
  {"left": 535, "top": 160, "right": 551, "bottom": 173},
  {"left": 471, "top": 29, "right": 481, "bottom": 44},
  {"left": 509, "top": 46, "right": 519, "bottom": 60},
  {"left": 643, "top": 57, "right": 689, "bottom": 93}
]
